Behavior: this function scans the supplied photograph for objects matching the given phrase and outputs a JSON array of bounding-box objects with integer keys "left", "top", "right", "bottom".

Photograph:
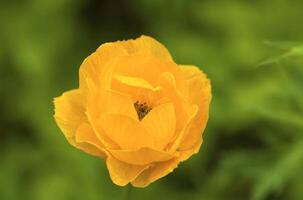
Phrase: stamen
[{"left": 134, "top": 101, "right": 152, "bottom": 121}]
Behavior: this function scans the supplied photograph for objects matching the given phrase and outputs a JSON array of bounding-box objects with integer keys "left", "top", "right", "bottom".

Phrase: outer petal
[
  {"left": 54, "top": 89, "right": 86, "bottom": 141},
  {"left": 75, "top": 122, "right": 107, "bottom": 158},
  {"left": 106, "top": 156, "right": 148, "bottom": 186},
  {"left": 131, "top": 157, "right": 180, "bottom": 188},
  {"left": 81, "top": 35, "right": 175, "bottom": 95},
  {"left": 54, "top": 89, "right": 106, "bottom": 157},
  {"left": 130, "top": 145, "right": 200, "bottom": 188},
  {"left": 179, "top": 65, "right": 211, "bottom": 150},
  {"left": 178, "top": 138, "right": 203, "bottom": 162},
  {"left": 109, "top": 148, "right": 177, "bottom": 165},
  {"left": 79, "top": 42, "right": 129, "bottom": 93},
  {"left": 118, "top": 35, "right": 173, "bottom": 62},
  {"left": 81, "top": 34, "right": 173, "bottom": 81},
  {"left": 141, "top": 102, "right": 176, "bottom": 150}
]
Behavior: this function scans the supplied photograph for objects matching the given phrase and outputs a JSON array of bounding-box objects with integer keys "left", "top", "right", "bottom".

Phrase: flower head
[{"left": 54, "top": 35, "right": 211, "bottom": 187}]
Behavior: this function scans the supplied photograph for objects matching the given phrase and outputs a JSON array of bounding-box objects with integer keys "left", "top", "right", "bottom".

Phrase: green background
[{"left": 1, "top": 0, "right": 303, "bottom": 199}]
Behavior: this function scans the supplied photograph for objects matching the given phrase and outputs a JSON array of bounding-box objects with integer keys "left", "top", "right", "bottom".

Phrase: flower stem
[{"left": 123, "top": 185, "right": 132, "bottom": 200}]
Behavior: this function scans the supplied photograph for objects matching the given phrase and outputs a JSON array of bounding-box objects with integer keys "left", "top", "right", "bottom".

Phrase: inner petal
[
  {"left": 114, "top": 55, "right": 188, "bottom": 96},
  {"left": 87, "top": 89, "right": 138, "bottom": 120},
  {"left": 111, "top": 74, "right": 162, "bottom": 106},
  {"left": 141, "top": 102, "right": 176, "bottom": 150},
  {"left": 99, "top": 113, "right": 155, "bottom": 150},
  {"left": 114, "top": 55, "right": 161, "bottom": 86},
  {"left": 114, "top": 74, "right": 160, "bottom": 91}
]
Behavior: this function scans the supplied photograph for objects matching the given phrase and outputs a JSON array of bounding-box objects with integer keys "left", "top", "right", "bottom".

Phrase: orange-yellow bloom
[{"left": 54, "top": 35, "right": 211, "bottom": 187}]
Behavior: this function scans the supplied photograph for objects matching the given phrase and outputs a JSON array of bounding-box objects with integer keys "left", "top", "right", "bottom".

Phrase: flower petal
[
  {"left": 96, "top": 89, "right": 138, "bottom": 119},
  {"left": 118, "top": 35, "right": 173, "bottom": 61},
  {"left": 179, "top": 65, "right": 211, "bottom": 150},
  {"left": 130, "top": 143, "right": 201, "bottom": 188},
  {"left": 111, "top": 74, "right": 161, "bottom": 105},
  {"left": 99, "top": 114, "right": 155, "bottom": 150},
  {"left": 75, "top": 122, "right": 107, "bottom": 158},
  {"left": 131, "top": 157, "right": 180, "bottom": 188},
  {"left": 178, "top": 138, "right": 203, "bottom": 162},
  {"left": 54, "top": 89, "right": 86, "bottom": 144},
  {"left": 79, "top": 42, "right": 129, "bottom": 93},
  {"left": 113, "top": 74, "right": 160, "bottom": 91},
  {"left": 106, "top": 156, "right": 148, "bottom": 186},
  {"left": 85, "top": 89, "right": 138, "bottom": 149},
  {"left": 157, "top": 72, "right": 192, "bottom": 133},
  {"left": 167, "top": 104, "right": 198, "bottom": 153},
  {"left": 141, "top": 102, "right": 176, "bottom": 150},
  {"left": 54, "top": 89, "right": 106, "bottom": 157},
  {"left": 109, "top": 147, "right": 177, "bottom": 165},
  {"left": 114, "top": 55, "right": 188, "bottom": 96}
]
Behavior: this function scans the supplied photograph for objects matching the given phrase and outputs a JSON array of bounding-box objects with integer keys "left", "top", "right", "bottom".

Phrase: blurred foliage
[{"left": 0, "top": 0, "right": 303, "bottom": 200}]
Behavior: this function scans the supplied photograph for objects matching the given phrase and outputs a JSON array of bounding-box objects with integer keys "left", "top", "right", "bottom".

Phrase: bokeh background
[{"left": 1, "top": 0, "right": 303, "bottom": 199}]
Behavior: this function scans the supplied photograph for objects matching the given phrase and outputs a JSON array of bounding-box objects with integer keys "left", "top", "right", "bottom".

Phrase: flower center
[{"left": 134, "top": 101, "right": 152, "bottom": 121}]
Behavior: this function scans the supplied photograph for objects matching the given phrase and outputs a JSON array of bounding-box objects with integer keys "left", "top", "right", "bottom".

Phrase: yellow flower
[{"left": 54, "top": 35, "right": 211, "bottom": 187}]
